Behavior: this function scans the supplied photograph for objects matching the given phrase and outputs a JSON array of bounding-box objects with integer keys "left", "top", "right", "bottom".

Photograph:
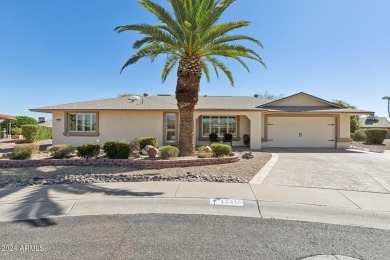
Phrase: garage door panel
[{"left": 267, "top": 117, "right": 335, "bottom": 148}]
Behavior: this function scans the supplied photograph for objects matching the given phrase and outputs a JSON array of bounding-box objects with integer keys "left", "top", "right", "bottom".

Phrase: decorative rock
[
  {"left": 203, "top": 146, "right": 212, "bottom": 153},
  {"left": 242, "top": 152, "right": 254, "bottom": 159},
  {"left": 148, "top": 147, "right": 158, "bottom": 158},
  {"left": 141, "top": 145, "right": 155, "bottom": 155}
]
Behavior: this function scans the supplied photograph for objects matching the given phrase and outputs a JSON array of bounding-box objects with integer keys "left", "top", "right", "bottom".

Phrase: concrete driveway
[{"left": 262, "top": 148, "right": 390, "bottom": 193}]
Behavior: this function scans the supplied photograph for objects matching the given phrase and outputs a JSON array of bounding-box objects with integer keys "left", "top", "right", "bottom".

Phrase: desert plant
[
  {"left": 353, "top": 129, "right": 367, "bottom": 142},
  {"left": 159, "top": 146, "right": 179, "bottom": 160},
  {"left": 115, "top": 0, "right": 265, "bottom": 156},
  {"left": 103, "top": 141, "right": 131, "bottom": 159},
  {"left": 210, "top": 144, "right": 232, "bottom": 157},
  {"left": 13, "top": 143, "right": 39, "bottom": 154},
  {"left": 47, "top": 145, "right": 75, "bottom": 159},
  {"left": 77, "top": 144, "right": 101, "bottom": 159},
  {"left": 9, "top": 151, "right": 31, "bottom": 160},
  {"left": 365, "top": 128, "right": 388, "bottom": 144},
  {"left": 135, "top": 137, "right": 158, "bottom": 150},
  {"left": 11, "top": 128, "right": 22, "bottom": 135}
]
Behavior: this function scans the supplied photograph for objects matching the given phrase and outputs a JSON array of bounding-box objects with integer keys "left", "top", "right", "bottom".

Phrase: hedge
[
  {"left": 103, "top": 141, "right": 131, "bottom": 159},
  {"left": 21, "top": 125, "right": 52, "bottom": 143},
  {"left": 0, "top": 116, "right": 38, "bottom": 130},
  {"left": 365, "top": 128, "right": 388, "bottom": 144},
  {"left": 159, "top": 146, "right": 179, "bottom": 160},
  {"left": 353, "top": 129, "right": 367, "bottom": 142},
  {"left": 135, "top": 137, "right": 158, "bottom": 150},
  {"left": 77, "top": 144, "right": 101, "bottom": 159},
  {"left": 210, "top": 144, "right": 232, "bottom": 157},
  {"left": 9, "top": 151, "right": 31, "bottom": 160}
]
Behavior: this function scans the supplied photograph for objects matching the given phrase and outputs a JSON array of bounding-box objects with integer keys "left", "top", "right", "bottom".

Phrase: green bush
[
  {"left": 37, "top": 126, "right": 52, "bottom": 141},
  {"left": 135, "top": 137, "right": 158, "bottom": 150},
  {"left": 21, "top": 125, "right": 52, "bottom": 143},
  {"left": 365, "top": 128, "right": 388, "bottom": 144},
  {"left": 47, "top": 145, "right": 75, "bottom": 159},
  {"left": 210, "top": 144, "right": 232, "bottom": 157},
  {"left": 11, "top": 128, "right": 22, "bottom": 135},
  {"left": 77, "top": 144, "right": 101, "bottom": 159},
  {"left": 353, "top": 129, "right": 367, "bottom": 142},
  {"left": 13, "top": 143, "right": 39, "bottom": 154},
  {"left": 9, "top": 151, "right": 31, "bottom": 160},
  {"left": 159, "top": 146, "right": 179, "bottom": 160},
  {"left": 103, "top": 142, "right": 131, "bottom": 159},
  {"left": 0, "top": 116, "right": 38, "bottom": 130},
  {"left": 350, "top": 133, "right": 355, "bottom": 140}
]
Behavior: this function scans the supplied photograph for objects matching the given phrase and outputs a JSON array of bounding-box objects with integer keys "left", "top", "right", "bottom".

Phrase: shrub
[
  {"left": 103, "top": 141, "right": 131, "bottom": 159},
  {"left": 47, "top": 145, "right": 75, "bottom": 159},
  {"left": 11, "top": 128, "right": 22, "bottom": 135},
  {"left": 22, "top": 125, "right": 39, "bottom": 143},
  {"left": 13, "top": 143, "right": 39, "bottom": 154},
  {"left": 197, "top": 145, "right": 212, "bottom": 158},
  {"left": 0, "top": 116, "right": 38, "bottom": 130},
  {"left": 365, "top": 128, "right": 388, "bottom": 144},
  {"left": 210, "top": 144, "right": 232, "bottom": 157},
  {"left": 77, "top": 144, "right": 101, "bottom": 159},
  {"left": 135, "top": 137, "right": 158, "bottom": 150},
  {"left": 350, "top": 133, "right": 355, "bottom": 140},
  {"left": 21, "top": 125, "right": 52, "bottom": 143},
  {"left": 159, "top": 146, "right": 179, "bottom": 160},
  {"left": 353, "top": 129, "right": 367, "bottom": 142},
  {"left": 9, "top": 151, "right": 31, "bottom": 160}
]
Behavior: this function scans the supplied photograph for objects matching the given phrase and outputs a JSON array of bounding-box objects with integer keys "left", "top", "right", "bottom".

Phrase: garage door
[{"left": 267, "top": 117, "right": 336, "bottom": 148}]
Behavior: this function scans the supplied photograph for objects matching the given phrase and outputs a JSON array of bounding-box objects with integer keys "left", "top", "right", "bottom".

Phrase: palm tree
[
  {"left": 382, "top": 96, "right": 390, "bottom": 117},
  {"left": 115, "top": 0, "right": 265, "bottom": 156}
]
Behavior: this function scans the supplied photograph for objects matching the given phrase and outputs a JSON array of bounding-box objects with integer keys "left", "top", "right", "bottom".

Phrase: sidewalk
[{"left": 1, "top": 182, "right": 389, "bottom": 230}]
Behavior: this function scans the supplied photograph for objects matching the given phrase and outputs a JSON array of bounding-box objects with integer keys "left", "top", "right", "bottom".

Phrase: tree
[
  {"left": 118, "top": 93, "right": 134, "bottom": 97},
  {"left": 255, "top": 90, "right": 284, "bottom": 100},
  {"left": 333, "top": 100, "right": 359, "bottom": 133},
  {"left": 115, "top": 0, "right": 265, "bottom": 156},
  {"left": 0, "top": 116, "right": 38, "bottom": 130},
  {"left": 382, "top": 96, "right": 390, "bottom": 117}
]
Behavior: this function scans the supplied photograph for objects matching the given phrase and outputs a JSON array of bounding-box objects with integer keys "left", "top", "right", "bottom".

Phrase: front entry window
[
  {"left": 202, "top": 116, "right": 237, "bottom": 137},
  {"left": 166, "top": 113, "right": 176, "bottom": 143}
]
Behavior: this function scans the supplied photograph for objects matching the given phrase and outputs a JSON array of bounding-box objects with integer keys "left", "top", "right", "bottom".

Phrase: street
[{"left": 1, "top": 214, "right": 389, "bottom": 260}]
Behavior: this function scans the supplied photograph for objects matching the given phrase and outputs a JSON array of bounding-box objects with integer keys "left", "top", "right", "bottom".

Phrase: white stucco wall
[{"left": 337, "top": 114, "right": 352, "bottom": 148}]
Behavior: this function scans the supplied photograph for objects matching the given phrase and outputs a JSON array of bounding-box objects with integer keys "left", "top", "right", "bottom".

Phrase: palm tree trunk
[{"left": 176, "top": 56, "right": 202, "bottom": 156}]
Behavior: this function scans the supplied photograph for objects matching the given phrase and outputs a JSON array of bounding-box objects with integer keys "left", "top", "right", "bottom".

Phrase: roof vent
[
  {"left": 143, "top": 93, "right": 148, "bottom": 97},
  {"left": 254, "top": 94, "right": 259, "bottom": 98},
  {"left": 157, "top": 94, "right": 171, "bottom": 96}
]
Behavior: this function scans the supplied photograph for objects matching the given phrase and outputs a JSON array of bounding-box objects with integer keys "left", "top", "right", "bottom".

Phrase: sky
[{"left": 0, "top": 0, "right": 389, "bottom": 120}]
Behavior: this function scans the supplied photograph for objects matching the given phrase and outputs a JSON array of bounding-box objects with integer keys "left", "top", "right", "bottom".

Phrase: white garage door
[{"left": 267, "top": 117, "right": 336, "bottom": 148}]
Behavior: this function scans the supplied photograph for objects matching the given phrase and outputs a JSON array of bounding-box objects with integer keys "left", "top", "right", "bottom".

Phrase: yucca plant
[{"left": 115, "top": 0, "right": 265, "bottom": 156}]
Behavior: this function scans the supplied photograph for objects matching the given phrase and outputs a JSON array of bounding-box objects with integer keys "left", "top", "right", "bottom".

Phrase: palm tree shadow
[{"left": 8, "top": 183, "right": 164, "bottom": 227}]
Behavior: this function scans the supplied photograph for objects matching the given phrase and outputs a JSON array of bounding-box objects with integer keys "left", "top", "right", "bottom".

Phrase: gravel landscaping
[
  {"left": 0, "top": 151, "right": 271, "bottom": 188},
  {"left": 351, "top": 139, "right": 390, "bottom": 153}
]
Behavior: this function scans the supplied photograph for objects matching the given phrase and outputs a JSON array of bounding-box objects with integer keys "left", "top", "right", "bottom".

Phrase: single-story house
[
  {"left": 359, "top": 116, "right": 390, "bottom": 139},
  {"left": 30, "top": 92, "right": 373, "bottom": 149}
]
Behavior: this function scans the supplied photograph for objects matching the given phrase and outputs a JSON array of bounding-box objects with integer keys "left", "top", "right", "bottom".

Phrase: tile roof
[
  {"left": 30, "top": 95, "right": 272, "bottom": 112},
  {"left": 359, "top": 117, "right": 390, "bottom": 128}
]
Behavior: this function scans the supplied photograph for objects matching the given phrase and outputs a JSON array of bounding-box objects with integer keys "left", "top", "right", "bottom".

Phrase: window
[
  {"left": 165, "top": 113, "right": 177, "bottom": 143},
  {"left": 202, "top": 116, "right": 237, "bottom": 137},
  {"left": 68, "top": 113, "right": 97, "bottom": 132}
]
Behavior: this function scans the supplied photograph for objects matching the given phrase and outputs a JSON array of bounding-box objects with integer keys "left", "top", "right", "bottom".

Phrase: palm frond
[
  {"left": 204, "top": 56, "right": 234, "bottom": 86},
  {"left": 161, "top": 55, "right": 180, "bottom": 82},
  {"left": 200, "top": 60, "right": 211, "bottom": 82}
]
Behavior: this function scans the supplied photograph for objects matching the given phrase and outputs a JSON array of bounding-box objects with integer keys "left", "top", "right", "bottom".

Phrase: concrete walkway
[{"left": 1, "top": 182, "right": 389, "bottom": 230}]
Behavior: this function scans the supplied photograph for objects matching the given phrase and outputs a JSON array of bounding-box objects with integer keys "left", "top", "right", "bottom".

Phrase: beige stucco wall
[
  {"left": 337, "top": 114, "right": 352, "bottom": 148},
  {"left": 52, "top": 110, "right": 164, "bottom": 146},
  {"left": 193, "top": 111, "right": 262, "bottom": 149},
  {"left": 269, "top": 94, "right": 331, "bottom": 107}
]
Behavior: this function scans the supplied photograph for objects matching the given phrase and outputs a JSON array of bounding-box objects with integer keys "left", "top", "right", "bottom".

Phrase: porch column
[{"left": 247, "top": 113, "right": 262, "bottom": 150}]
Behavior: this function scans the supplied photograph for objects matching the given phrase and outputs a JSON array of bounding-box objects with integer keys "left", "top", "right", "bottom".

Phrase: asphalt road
[{"left": 1, "top": 214, "right": 389, "bottom": 260}]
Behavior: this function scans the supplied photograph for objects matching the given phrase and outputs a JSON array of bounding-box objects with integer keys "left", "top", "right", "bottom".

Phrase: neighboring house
[
  {"left": 30, "top": 92, "right": 372, "bottom": 149},
  {"left": 38, "top": 119, "right": 53, "bottom": 128},
  {"left": 359, "top": 116, "right": 390, "bottom": 139}
]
